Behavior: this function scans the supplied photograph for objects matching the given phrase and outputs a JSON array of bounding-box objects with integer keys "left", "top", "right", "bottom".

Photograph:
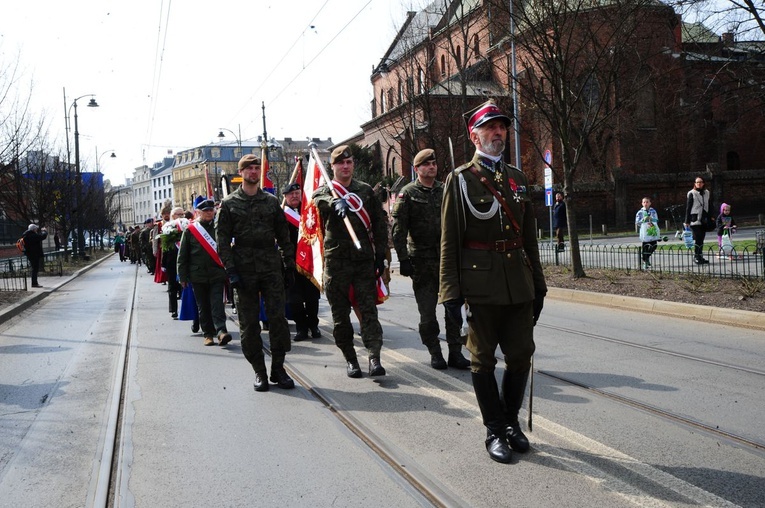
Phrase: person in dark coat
[
  {"left": 22, "top": 224, "right": 48, "bottom": 288},
  {"left": 552, "top": 192, "right": 567, "bottom": 252}
]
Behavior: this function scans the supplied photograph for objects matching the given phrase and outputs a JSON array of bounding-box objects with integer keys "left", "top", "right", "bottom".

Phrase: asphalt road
[{"left": 1, "top": 256, "right": 763, "bottom": 507}]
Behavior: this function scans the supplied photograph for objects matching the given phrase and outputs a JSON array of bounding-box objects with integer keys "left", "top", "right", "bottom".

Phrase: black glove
[
  {"left": 443, "top": 298, "right": 464, "bottom": 326},
  {"left": 533, "top": 290, "right": 546, "bottom": 325},
  {"left": 227, "top": 270, "right": 245, "bottom": 290},
  {"left": 399, "top": 258, "right": 413, "bottom": 277},
  {"left": 284, "top": 268, "right": 296, "bottom": 289},
  {"left": 332, "top": 197, "right": 349, "bottom": 218},
  {"left": 374, "top": 253, "right": 387, "bottom": 278}
]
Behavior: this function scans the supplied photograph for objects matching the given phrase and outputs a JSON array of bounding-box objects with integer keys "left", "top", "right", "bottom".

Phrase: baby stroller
[{"left": 664, "top": 204, "right": 685, "bottom": 239}]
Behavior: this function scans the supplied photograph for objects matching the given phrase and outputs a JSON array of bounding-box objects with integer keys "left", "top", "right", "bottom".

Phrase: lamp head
[
  {"left": 87, "top": 98, "right": 99, "bottom": 108},
  {"left": 217, "top": 130, "right": 225, "bottom": 139}
]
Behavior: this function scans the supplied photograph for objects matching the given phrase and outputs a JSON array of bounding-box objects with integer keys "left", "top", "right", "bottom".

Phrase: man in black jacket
[{"left": 22, "top": 224, "right": 48, "bottom": 288}]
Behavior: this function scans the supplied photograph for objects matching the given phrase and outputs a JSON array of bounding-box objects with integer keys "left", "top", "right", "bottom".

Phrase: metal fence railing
[
  {"left": 1, "top": 270, "right": 28, "bottom": 291},
  {"left": 0, "top": 250, "right": 65, "bottom": 277},
  {"left": 541, "top": 243, "right": 765, "bottom": 279}
]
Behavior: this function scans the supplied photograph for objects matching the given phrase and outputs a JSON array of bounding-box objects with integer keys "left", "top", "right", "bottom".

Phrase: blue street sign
[{"left": 545, "top": 189, "right": 553, "bottom": 206}]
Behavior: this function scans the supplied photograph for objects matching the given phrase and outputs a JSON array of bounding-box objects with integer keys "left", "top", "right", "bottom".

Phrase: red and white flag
[{"left": 296, "top": 154, "right": 325, "bottom": 291}]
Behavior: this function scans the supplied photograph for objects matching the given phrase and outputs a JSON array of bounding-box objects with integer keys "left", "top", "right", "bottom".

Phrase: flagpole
[
  {"left": 281, "top": 158, "right": 303, "bottom": 208},
  {"left": 309, "top": 146, "right": 362, "bottom": 251}
]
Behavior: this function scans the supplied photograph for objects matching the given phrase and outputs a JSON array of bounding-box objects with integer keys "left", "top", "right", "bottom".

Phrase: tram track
[
  {"left": 93, "top": 264, "right": 140, "bottom": 508},
  {"left": 540, "top": 323, "right": 765, "bottom": 378}
]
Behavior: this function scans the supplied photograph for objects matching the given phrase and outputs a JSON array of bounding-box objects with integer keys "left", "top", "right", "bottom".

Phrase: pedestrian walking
[
  {"left": 439, "top": 99, "right": 547, "bottom": 464},
  {"left": 635, "top": 197, "right": 660, "bottom": 269},
  {"left": 683, "top": 176, "right": 712, "bottom": 264},
  {"left": 552, "top": 192, "right": 566, "bottom": 252},
  {"left": 217, "top": 154, "right": 296, "bottom": 392},
  {"left": 313, "top": 145, "right": 389, "bottom": 379},
  {"left": 392, "top": 148, "right": 470, "bottom": 370}
]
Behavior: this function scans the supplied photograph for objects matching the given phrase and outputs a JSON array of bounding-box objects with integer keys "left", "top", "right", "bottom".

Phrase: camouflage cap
[
  {"left": 330, "top": 145, "right": 352, "bottom": 164},
  {"left": 413, "top": 148, "right": 436, "bottom": 167},
  {"left": 238, "top": 153, "right": 261, "bottom": 170}
]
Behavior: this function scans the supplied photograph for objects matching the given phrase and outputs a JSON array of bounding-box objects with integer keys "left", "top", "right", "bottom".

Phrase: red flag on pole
[
  {"left": 296, "top": 154, "right": 325, "bottom": 291},
  {"left": 261, "top": 146, "right": 275, "bottom": 195}
]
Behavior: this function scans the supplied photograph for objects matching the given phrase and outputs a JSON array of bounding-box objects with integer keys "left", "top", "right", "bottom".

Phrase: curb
[
  {"left": 547, "top": 286, "right": 765, "bottom": 331},
  {"left": 0, "top": 252, "right": 116, "bottom": 324}
]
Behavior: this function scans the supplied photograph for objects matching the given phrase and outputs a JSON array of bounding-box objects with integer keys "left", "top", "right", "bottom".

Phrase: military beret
[
  {"left": 143, "top": 218, "right": 154, "bottom": 224},
  {"left": 464, "top": 99, "right": 511, "bottom": 133},
  {"left": 413, "top": 149, "right": 436, "bottom": 167},
  {"left": 195, "top": 199, "right": 215, "bottom": 211},
  {"left": 238, "top": 153, "right": 261, "bottom": 170},
  {"left": 330, "top": 145, "right": 352, "bottom": 164},
  {"left": 282, "top": 182, "right": 301, "bottom": 194}
]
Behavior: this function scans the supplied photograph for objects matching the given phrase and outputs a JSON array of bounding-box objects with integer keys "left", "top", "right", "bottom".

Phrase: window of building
[
  {"left": 212, "top": 148, "right": 221, "bottom": 158},
  {"left": 441, "top": 55, "right": 446, "bottom": 77},
  {"left": 407, "top": 76, "right": 414, "bottom": 99},
  {"left": 474, "top": 34, "right": 480, "bottom": 56},
  {"left": 387, "top": 89, "right": 395, "bottom": 110},
  {"left": 398, "top": 80, "right": 403, "bottom": 106},
  {"left": 456, "top": 46, "right": 461, "bottom": 67},
  {"left": 418, "top": 69, "right": 425, "bottom": 94},
  {"left": 380, "top": 89, "right": 386, "bottom": 113}
]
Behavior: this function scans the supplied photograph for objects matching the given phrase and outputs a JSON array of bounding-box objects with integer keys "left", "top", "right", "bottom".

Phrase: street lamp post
[
  {"left": 69, "top": 94, "right": 99, "bottom": 258},
  {"left": 95, "top": 147, "right": 116, "bottom": 172},
  {"left": 217, "top": 125, "right": 242, "bottom": 151}
]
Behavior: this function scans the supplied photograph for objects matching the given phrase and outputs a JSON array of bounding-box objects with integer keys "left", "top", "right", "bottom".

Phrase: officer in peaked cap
[
  {"left": 312, "top": 143, "right": 389, "bottom": 378},
  {"left": 440, "top": 99, "right": 547, "bottom": 464},
  {"left": 392, "top": 148, "right": 471, "bottom": 371}
]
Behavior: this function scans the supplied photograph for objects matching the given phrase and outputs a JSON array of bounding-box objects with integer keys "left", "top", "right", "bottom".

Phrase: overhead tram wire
[
  {"left": 226, "top": 0, "right": 332, "bottom": 125},
  {"left": 267, "top": 0, "right": 373, "bottom": 107},
  {"left": 144, "top": 0, "right": 173, "bottom": 157}
]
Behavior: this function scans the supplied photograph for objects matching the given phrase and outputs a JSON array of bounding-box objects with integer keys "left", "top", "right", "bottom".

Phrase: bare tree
[
  {"left": 668, "top": 0, "right": 765, "bottom": 40},
  {"left": 492, "top": 0, "right": 680, "bottom": 277}
]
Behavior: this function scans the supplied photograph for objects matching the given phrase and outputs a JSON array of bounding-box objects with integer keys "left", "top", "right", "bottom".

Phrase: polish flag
[{"left": 296, "top": 154, "right": 325, "bottom": 291}]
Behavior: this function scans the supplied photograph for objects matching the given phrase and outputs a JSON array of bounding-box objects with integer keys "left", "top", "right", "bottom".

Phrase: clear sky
[{"left": 0, "top": 0, "right": 412, "bottom": 185}]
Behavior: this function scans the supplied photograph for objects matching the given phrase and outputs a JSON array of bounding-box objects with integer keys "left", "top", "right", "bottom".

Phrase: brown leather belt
[{"left": 464, "top": 238, "right": 523, "bottom": 252}]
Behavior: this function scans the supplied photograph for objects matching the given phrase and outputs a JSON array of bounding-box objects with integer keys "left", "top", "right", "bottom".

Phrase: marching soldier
[
  {"left": 439, "top": 100, "right": 547, "bottom": 464},
  {"left": 313, "top": 145, "right": 388, "bottom": 378},
  {"left": 392, "top": 148, "right": 470, "bottom": 370},
  {"left": 216, "top": 154, "right": 296, "bottom": 392}
]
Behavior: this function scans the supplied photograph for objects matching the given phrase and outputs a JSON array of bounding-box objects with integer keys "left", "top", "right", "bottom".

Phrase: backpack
[{"left": 15, "top": 237, "right": 25, "bottom": 253}]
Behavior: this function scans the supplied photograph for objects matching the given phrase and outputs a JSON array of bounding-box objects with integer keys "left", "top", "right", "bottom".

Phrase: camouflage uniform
[
  {"left": 216, "top": 187, "right": 295, "bottom": 374},
  {"left": 313, "top": 179, "right": 388, "bottom": 361},
  {"left": 392, "top": 179, "right": 462, "bottom": 355}
]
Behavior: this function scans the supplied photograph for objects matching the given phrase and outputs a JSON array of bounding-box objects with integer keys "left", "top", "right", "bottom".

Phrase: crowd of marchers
[{"left": 129, "top": 100, "right": 550, "bottom": 466}]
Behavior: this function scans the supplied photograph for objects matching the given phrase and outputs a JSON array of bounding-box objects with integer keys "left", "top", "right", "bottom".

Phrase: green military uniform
[
  {"left": 177, "top": 218, "right": 228, "bottom": 340},
  {"left": 440, "top": 152, "right": 547, "bottom": 459},
  {"left": 313, "top": 178, "right": 388, "bottom": 362},
  {"left": 392, "top": 179, "right": 464, "bottom": 361},
  {"left": 216, "top": 186, "right": 295, "bottom": 374}
]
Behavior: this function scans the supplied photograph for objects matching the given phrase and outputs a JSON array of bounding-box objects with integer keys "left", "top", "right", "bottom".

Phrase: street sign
[{"left": 545, "top": 189, "right": 553, "bottom": 206}]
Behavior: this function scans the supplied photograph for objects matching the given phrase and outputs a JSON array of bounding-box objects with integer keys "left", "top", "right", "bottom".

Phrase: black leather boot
[
  {"left": 447, "top": 344, "right": 471, "bottom": 369},
  {"left": 428, "top": 346, "right": 447, "bottom": 370},
  {"left": 253, "top": 370, "right": 269, "bottom": 392},
  {"left": 269, "top": 357, "right": 294, "bottom": 389},
  {"left": 501, "top": 368, "right": 531, "bottom": 453},
  {"left": 368, "top": 356, "right": 386, "bottom": 376},
  {"left": 346, "top": 355, "right": 362, "bottom": 378},
  {"left": 472, "top": 372, "right": 512, "bottom": 463}
]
